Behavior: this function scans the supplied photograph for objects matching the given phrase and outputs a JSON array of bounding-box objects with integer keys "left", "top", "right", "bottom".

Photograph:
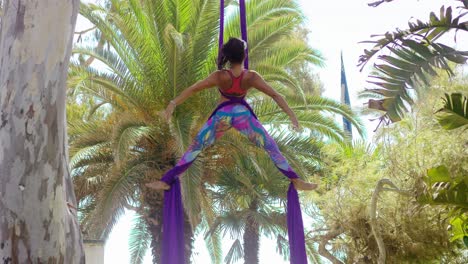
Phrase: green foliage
[
  {"left": 311, "top": 72, "right": 468, "bottom": 262},
  {"left": 450, "top": 215, "right": 468, "bottom": 244},
  {"left": 436, "top": 93, "right": 468, "bottom": 130},
  {"left": 359, "top": 1, "right": 468, "bottom": 126},
  {"left": 419, "top": 165, "right": 468, "bottom": 245},
  {"left": 129, "top": 214, "right": 151, "bottom": 264}
]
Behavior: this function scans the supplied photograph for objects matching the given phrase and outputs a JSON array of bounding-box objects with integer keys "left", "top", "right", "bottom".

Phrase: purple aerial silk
[
  {"left": 217, "top": 0, "right": 225, "bottom": 70},
  {"left": 161, "top": 0, "right": 308, "bottom": 263},
  {"left": 239, "top": 0, "right": 249, "bottom": 69},
  {"left": 161, "top": 178, "right": 185, "bottom": 264},
  {"left": 217, "top": 0, "right": 249, "bottom": 70},
  {"left": 287, "top": 183, "right": 308, "bottom": 264}
]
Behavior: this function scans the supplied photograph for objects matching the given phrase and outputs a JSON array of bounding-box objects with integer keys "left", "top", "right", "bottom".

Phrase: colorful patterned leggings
[{"left": 160, "top": 103, "right": 299, "bottom": 184}]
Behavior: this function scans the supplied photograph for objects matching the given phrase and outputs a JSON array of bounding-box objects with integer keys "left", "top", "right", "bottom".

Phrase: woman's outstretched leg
[
  {"left": 146, "top": 115, "right": 232, "bottom": 190},
  {"left": 231, "top": 111, "right": 317, "bottom": 191}
]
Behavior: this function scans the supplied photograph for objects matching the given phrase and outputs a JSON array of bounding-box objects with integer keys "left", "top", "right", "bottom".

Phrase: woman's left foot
[
  {"left": 145, "top": 180, "right": 171, "bottom": 190},
  {"left": 291, "top": 178, "right": 318, "bottom": 191}
]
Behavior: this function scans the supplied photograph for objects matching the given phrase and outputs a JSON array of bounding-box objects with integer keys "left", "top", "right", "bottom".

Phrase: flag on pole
[{"left": 341, "top": 52, "right": 352, "bottom": 137}]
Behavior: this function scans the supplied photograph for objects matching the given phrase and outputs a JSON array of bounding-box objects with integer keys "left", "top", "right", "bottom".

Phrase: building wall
[{"left": 84, "top": 240, "right": 105, "bottom": 264}]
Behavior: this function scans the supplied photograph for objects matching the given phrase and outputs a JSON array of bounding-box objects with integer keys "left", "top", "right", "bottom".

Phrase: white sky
[
  {"left": 74, "top": 0, "right": 467, "bottom": 263},
  {"left": 301, "top": 0, "right": 467, "bottom": 137}
]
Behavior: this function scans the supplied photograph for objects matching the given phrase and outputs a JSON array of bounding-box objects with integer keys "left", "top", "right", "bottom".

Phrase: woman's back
[{"left": 217, "top": 69, "right": 253, "bottom": 97}]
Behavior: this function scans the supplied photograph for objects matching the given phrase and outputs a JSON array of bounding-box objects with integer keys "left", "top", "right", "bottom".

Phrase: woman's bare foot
[
  {"left": 291, "top": 178, "right": 318, "bottom": 191},
  {"left": 145, "top": 180, "right": 171, "bottom": 191}
]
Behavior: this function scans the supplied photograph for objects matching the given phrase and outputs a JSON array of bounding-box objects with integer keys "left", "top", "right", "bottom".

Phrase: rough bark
[
  {"left": 0, "top": 0, "right": 84, "bottom": 263},
  {"left": 370, "top": 178, "right": 411, "bottom": 264},
  {"left": 183, "top": 212, "right": 194, "bottom": 264},
  {"left": 144, "top": 189, "right": 163, "bottom": 264},
  {"left": 145, "top": 196, "right": 194, "bottom": 264},
  {"left": 243, "top": 199, "right": 259, "bottom": 264}
]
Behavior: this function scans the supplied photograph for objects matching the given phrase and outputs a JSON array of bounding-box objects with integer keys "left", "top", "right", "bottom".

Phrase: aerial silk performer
[{"left": 145, "top": 1, "right": 317, "bottom": 263}]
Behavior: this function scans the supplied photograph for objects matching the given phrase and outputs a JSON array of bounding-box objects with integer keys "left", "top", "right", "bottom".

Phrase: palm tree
[
  {"left": 68, "top": 0, "right": 362, "bottom": 263},
  {"left": 203, "top": 130, "right": 326, "bottom": 263},
  {"left": 190, "top": 86, "right": 364, "bottom": 263},
  {"left": 359, "top": 0, "right": 468, "bottom": 127}
]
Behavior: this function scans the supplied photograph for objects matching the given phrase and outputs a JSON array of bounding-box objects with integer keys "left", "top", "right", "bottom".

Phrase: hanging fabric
[
  {"left": 161, "top": 177, "right": 184, "bottom": 263},
  {"left": 218, "top": 0, "right": 249, "bottom": 69},
  {"left": 217, "top": 1, "right": 308, "bottom": 263},
  {"left": 217, "top": 0, "right": 225, "bottom": 70},
  {"left": 239, "top": 0, "right": 249, "bottom": 69}
]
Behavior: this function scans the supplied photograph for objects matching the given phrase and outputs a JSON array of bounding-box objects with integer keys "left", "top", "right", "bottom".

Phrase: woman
[{"left": 146, "top": 37, "right": 317, "bottom": 191}]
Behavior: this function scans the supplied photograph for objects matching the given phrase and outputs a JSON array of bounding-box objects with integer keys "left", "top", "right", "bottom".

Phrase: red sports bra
[{"left": 218, "top": 70, "right": 247, "bottom": 97}]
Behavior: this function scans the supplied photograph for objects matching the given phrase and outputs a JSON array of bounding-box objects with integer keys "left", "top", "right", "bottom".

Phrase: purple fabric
[
  {"left": 209, "top": 94, "right": 258, "bottom": 120},
  {"left": 287, "top": 183, "right": 308, "bottom": 264},
  {"left": 162, "top": 177, "right": 185, "bottom": 264},
  {"left": 239, "top": 0, "right": 249, "bottom": 69},
  {"left": 160, "top": 162, "right": 193, "bottom": 264},
  {"left": 277, "top": 167, "right": 300, "bottom": 180},
  {"left": 161, "top": 161, "right": 193, "bottom": 185},
  {"left": 217, "top": 0, "right": 225, "bottom": 70}
]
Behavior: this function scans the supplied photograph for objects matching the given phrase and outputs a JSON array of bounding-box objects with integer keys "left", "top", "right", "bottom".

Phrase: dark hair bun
[{"left": 218, "top": 37, "right": 246, "bottom": 69}]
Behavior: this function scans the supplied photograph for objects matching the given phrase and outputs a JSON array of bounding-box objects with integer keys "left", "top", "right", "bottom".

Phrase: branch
[
  {"left": 368, "top": 0, "right": 396, "bottom": 7},
  {"left": 123, "top": 200, "right": 140, "bottom": 212},
  {"left": 318, "top": 227, "right": 345, "bottom": 264},
  {"left": 381, "top": 187, "right": 411, "bottom": 195},
  {"left": 74, "top": 26, "right": 97, "bottom": 35},
  {"left": 81, "top": 35, "right": 106, "bottom": 67},
  {"left": 78, "top": 1, "right": 114, "bottom": 66},
  {"left": 306, "top": 228, "right": 330, "bottom": 235},
  {"left": 370, "top": 178, "right": 411, "bottom": 264}
]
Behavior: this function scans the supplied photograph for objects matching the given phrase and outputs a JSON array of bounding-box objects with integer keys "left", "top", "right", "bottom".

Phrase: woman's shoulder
[
  {"left": 213, "top": 69, "right": 231, "bottom": 79},
  {"left": 244, "top": 70, "right": 261, "bottom": 81},
  {"left": 245, "top": 69, "right": 260, "bottom": 76}
]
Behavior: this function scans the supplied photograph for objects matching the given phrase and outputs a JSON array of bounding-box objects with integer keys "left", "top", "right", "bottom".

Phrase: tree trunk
[
  {"left": 183, "top": 212, "right": 194, "bottom": 264},
  {"left": 148, "top": 212, "right": 163, "bottom": 264},
  {"left": 370, "top": 179, "right": 411, "bottom": 264},
  {"left": 243, "top": 199, "right": 259, "bottom": 264},
  {"left": 0, "top": 0, "right": 84, "bottom": 263},
  {"left": 144, "top": 187, "right": 163, "bottom": 264},
  {"left": 144, "top": 177, "right": 194, "bottom": 264}
]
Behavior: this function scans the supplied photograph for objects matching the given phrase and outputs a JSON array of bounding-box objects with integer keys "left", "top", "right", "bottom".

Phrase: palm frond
[
  {"left": 359, "top": 3, "right": 468, "bottom": 125},
  {"left": 203, "top": 223, "right": 223, "bottom": 264},
  {"left": 435, "top": 92, "right": 468, "bottom": 130},
  {"left": 224, "top": 238, "right": 243, "bottom": 264},
  {"left": 129, "top": 213, "right": 151, "bottom": 264},
  {"left": 111, "top": 118, "right": 150, "bottom": 162}
]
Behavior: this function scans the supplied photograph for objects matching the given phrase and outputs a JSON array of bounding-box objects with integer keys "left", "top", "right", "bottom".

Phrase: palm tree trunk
[
  {"left": 144, "top": 191, "right": 163, "bottom": 264},
  {"left": 243, "top": 199, "right": 260, "bottom": 264},
  {"left": 184, "top": 212, "right": 194, "bottom": 264},
  {"left": 144, "top": 190, "right": 194, "bottom": 264},
  {"left": 148, "top": 213, "right": 163, "bottom": 264}
]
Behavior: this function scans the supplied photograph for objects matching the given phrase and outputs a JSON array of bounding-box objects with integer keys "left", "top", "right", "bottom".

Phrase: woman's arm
[
  {"left": 251, "top": 71, "right": 300, "bottom": 130},
  {"left": 162, "top": 72, "right": 219, "bottom": 120}
]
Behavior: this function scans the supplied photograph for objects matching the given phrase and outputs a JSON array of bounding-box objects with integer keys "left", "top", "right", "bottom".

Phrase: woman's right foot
[
  {"left": 291, "top": 178, "right": 318, "bottom": 191},
  {"left": 145, "top": 180, "right": 171, "bottom": 191}
]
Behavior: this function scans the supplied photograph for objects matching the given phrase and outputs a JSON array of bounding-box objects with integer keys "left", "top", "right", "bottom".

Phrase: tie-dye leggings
[{"left": 160, "top": 103, "right": 299, "bottom": 184}]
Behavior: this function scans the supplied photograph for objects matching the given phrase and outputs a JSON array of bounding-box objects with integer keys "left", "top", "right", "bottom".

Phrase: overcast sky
[{"left": 75, "top": 0, "right": 467, "bottom": 263}]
